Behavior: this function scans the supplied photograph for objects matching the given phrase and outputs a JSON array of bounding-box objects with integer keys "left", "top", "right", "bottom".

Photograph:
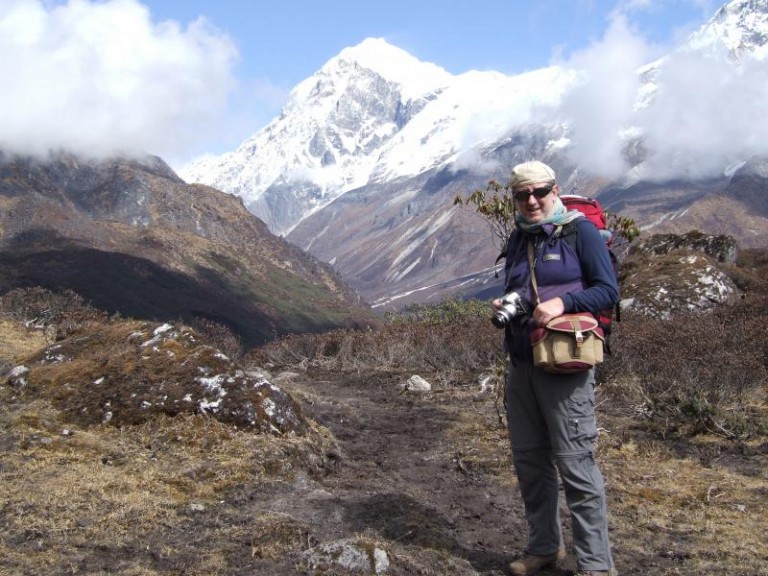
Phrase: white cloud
[
  {"left": 552, "top": 1, "right": 768, "bottom": 182},
  {"left": 554, "top": 12, "right": 655, "bottom": 178},
  {"left": 638, "top": 46, "right": 768, "bottom": 180},
  {"left": 0, "top": 0, "right": 239, "bottom": 163}
]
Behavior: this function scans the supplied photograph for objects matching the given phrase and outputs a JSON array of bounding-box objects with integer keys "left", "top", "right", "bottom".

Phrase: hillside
[
  {"left": 1, "top": 242, "right": 766, "bottom": 575},
  {"left": 0, "top": 151, "right": 378, "bottom": 347}
]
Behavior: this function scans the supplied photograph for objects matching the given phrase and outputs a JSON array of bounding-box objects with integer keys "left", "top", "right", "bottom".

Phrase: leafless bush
[
  {"left": 0, "top": 287, "right": 107, "bottom": 340},
  {"left": 602, "top": 294, "right": 768, "bottom": 439},
  {"left": 190, "top": 316, "right": 243, "bottom": 361},
  {"left": 246, "top": 315, "right": 505, "bottom": 376},
  {"left": 726, "top": 247, "right": 768, "bottom": 294}
]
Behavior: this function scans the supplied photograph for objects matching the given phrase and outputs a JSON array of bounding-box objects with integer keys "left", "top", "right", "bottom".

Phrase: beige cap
[{"left": 509, "top": 160, "right": 556, "bottom": 188}]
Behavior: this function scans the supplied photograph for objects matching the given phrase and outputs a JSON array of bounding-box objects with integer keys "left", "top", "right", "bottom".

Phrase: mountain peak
[
  {"left": 686, "top": 0, "right": 768, "bottom": 56},
  {"left": 328, "top": 37, "right": 452, "bottom": 98}
]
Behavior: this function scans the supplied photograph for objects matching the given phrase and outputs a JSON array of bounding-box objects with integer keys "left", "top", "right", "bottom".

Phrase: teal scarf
[{"left": 515, "top": 196, "right": 583, "bottom": 233}]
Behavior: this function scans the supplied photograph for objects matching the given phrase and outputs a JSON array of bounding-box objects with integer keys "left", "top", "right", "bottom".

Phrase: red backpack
[
  {"left": 559, "top": 194, "right": 620, "bottom": 350},
  {"left": 560, "top": 194, "right": 611, "bottom": 243}
]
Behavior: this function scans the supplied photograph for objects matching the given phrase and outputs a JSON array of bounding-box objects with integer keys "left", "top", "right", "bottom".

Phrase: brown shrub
[
  {"left": 189, "top": 316, "right": 243, "bottom": 361},
  {"left": 246, "top": 315, "right": 505, "bottom": 376},
  {"left": 726, "top": 247, "right": 768, "bottom": 294},
  {"left": 601, "top": 293, "right": 768, "bottom": 439},
  {"left": 0, "top": 287, "right": 107, "bottom": 341}
]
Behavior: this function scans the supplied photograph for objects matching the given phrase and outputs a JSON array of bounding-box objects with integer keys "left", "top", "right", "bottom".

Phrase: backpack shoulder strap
[
  {"left": 494, "top": 228, "right": 525, "bottom": 278},
  {"left": 495, "top": 228, "right": 522, "bottom": 264},
  {"left": 557, "top": 220, "right": 579, "bottom": 250}
]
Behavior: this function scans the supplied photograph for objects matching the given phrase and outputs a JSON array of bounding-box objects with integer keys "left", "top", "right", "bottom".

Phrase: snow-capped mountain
[
  {"left": 181, "top": 0, "right": 768, "bottom": 308},
  {"left": 180, "top": 37, "right": 575, "bottom": 235},
  {"left": 614, "top": 0, "right": 768, "bottom": 193},
  {"left": 686, "top": 0, "right": 768, "bottom": 56}
]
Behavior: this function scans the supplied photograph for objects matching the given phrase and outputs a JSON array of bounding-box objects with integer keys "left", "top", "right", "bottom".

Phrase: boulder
[
  {"left": 302, "top": 538, "right": 390, "bottom": 574},
  {"left": 622, "top": 250, "right": 740, "bottom": 319},
  {"left": 400, "top": 375, "right": 432, "bottom": 393}
]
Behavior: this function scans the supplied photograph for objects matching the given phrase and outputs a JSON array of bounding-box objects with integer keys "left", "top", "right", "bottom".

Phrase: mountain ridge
[
  {"left": 171, "top": 0, "right": 768, "bottom": 306},
  {"left": 0, "top": 151, "right": 378, "bottom": 345},
  {"left": 179, "top": 38, "right": 575, "bottom": 236}
]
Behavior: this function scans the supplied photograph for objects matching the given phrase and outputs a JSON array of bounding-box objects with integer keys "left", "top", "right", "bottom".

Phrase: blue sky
[
  {"left": 1, "top": 0, "right": 720, "bottom": 166},
  {"left": 144, "top": 0, "right": 714, "bottom": 84},
  {"left": 145, "top": 0, "right": 715, "bottom": 131}
]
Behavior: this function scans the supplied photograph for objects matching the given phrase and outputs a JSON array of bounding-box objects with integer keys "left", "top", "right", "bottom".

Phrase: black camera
[{"left": 491, "top": 291, "right": 529, "bottom": 328}]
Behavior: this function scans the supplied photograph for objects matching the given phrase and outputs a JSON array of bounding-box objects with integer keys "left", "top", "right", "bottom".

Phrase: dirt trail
[{"left": 242, "top": 370, "right": 568, "bottom": 575}]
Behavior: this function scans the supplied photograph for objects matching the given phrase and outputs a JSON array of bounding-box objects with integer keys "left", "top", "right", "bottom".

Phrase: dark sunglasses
[{"left": 513, "top": 185, "right": 554, "bottom": 202}]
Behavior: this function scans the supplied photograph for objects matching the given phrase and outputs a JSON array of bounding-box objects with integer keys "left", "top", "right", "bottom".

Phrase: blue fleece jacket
[{"left": 502, "top": 217, "right": 619, "bottom": 359}]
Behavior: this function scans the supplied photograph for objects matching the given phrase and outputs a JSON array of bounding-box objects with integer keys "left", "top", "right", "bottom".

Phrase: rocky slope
[{"left": 0, "top": 151, "right": 378, "bottom": 346}]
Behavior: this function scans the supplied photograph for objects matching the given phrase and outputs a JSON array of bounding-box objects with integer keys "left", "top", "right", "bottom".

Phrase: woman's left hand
[{"left": 533, "top": 297, "right": 564, "bottom": 326}]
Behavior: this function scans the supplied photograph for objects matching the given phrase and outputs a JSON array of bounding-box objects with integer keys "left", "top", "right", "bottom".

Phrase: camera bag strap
[{"left": 526, "top": 240, "right": 542, "bottom": 306}]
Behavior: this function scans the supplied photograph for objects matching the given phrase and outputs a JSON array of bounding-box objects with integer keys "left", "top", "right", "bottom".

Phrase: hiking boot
[
  {"left": 572, "top": 570, "right": 618, "bottom": 576},
  {"left": 509, "top": 546, "right": 566, "bottom": 575}
]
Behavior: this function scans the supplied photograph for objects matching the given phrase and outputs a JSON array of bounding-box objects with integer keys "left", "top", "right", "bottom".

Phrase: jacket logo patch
[{"left": 542, "top": 254, "right": 561, "bottom": 261}]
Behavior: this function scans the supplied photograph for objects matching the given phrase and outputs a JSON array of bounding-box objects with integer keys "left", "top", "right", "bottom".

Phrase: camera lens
[{"left": 491, "top": 310, "right": 510, "bottom": 328}]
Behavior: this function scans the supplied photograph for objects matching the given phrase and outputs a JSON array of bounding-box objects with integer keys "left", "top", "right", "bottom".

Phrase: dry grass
[
  {"left": 0, "top": 298, "right": 336, "bottom": 575},
  {"left": 0, "top": 319, "right": 48, "bottom": 364},
  {"left": 599, "top": 426, "right": 768, "bottom": 575},
  {"left": 0, "top": 392, "right": 337, "bottom": 575}
]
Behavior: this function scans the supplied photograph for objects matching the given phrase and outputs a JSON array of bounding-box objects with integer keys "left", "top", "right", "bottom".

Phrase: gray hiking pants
[{"left": 505, "top": 360, "right": 613, "bottom": 572}]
